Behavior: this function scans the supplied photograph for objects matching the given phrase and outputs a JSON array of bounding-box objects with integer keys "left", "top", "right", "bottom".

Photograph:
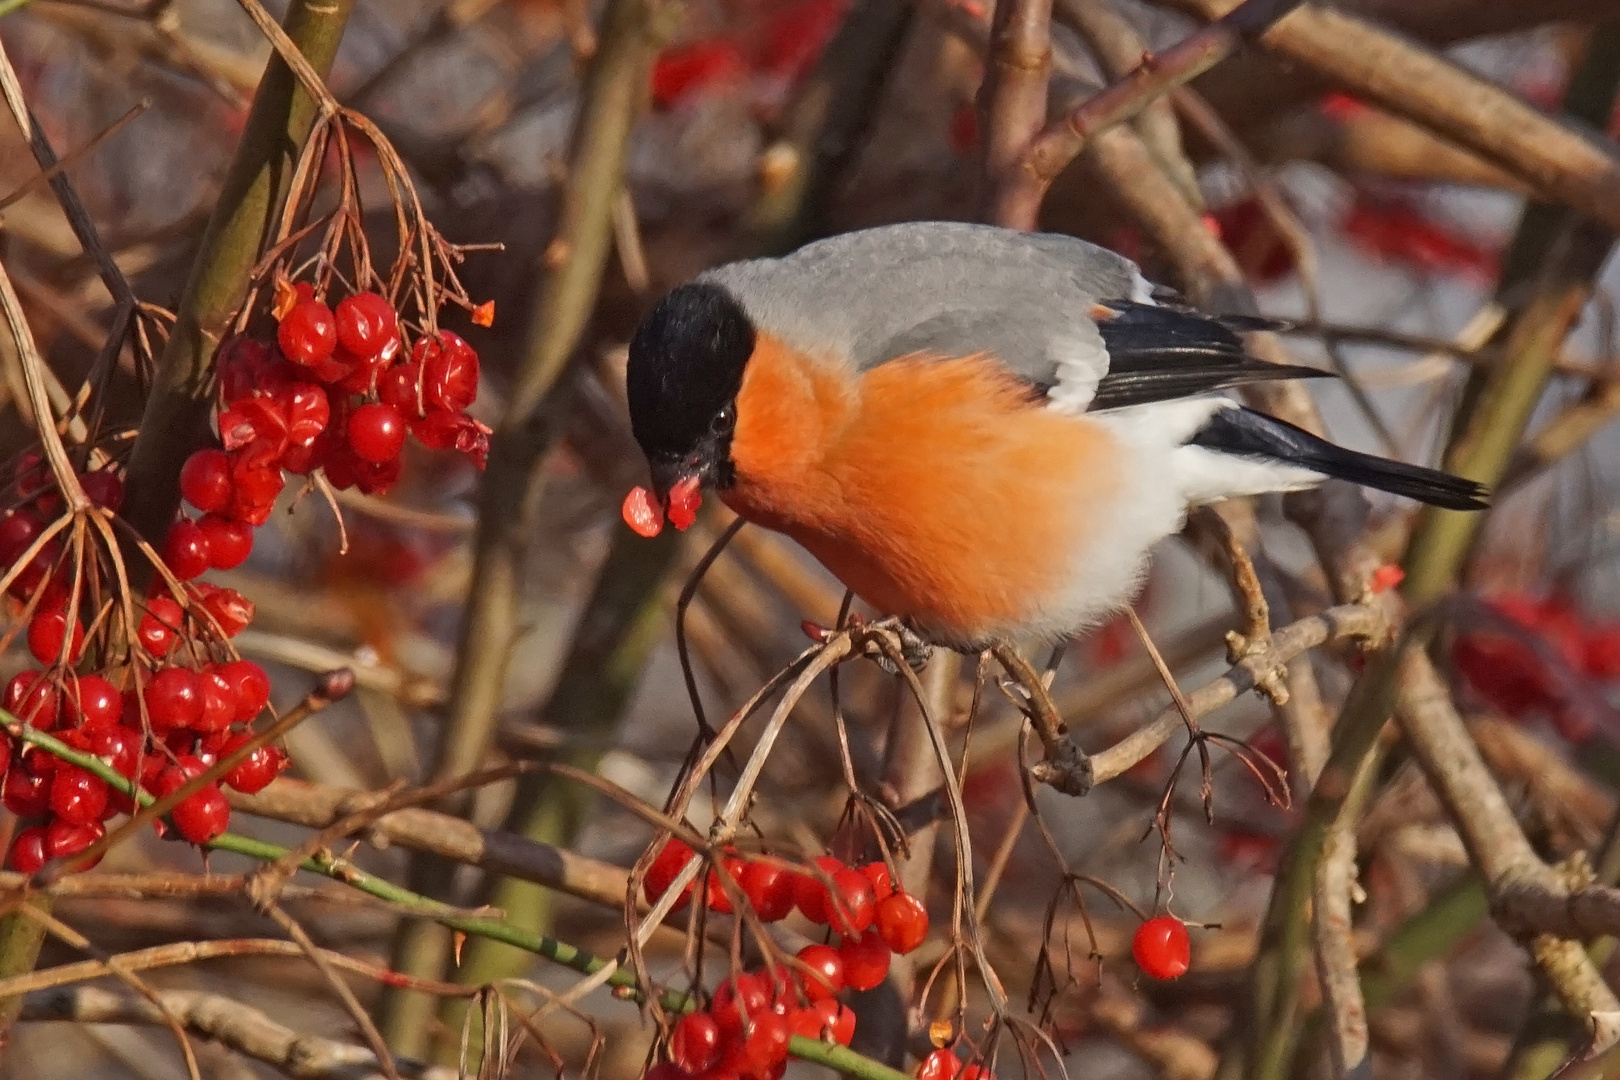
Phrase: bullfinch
[{"left": 621, "top": 222, "right": 1485, "bottom": 650}]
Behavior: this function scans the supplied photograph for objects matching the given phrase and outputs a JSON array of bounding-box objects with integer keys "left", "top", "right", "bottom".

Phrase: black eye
[{"left": 710, "top": 405, "right": 735, "bottom": 436}]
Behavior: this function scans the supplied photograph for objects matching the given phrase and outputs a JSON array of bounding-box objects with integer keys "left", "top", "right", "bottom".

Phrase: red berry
[
  {"left": 27, "top": 608, "right": 84, "bottom": 666},
  {"left": 917, "top": 1049, "right": 962, "bottom": 1080},
  {"left": 795, "top": 944, "right": 844, "bottom": 1002},
  {"left": 89, "top": 725, "right": 142, "bottom": 780},
  {"left": 790, "top": 1000, "right": 855, "bottom": 1045},
  {"left": 347, "top": 403, "right": 406, "bottom": 464},
  {"left": 163, "top": 520, "right": 211, "bottom": 580},
  {"left": 335, "top": 293, "right": 399, "bottom": 358},
  {"left": 378, "top": 363, "right": 426, "bottom": 419},
  {"left": 4, "top": 671, "right": 61, "bottom": 729},
  {"left": 740, "top": 1011, "right": 791, "bottom": 1073},
  {"left": 45, "top": 817, "right": 103, "bottom": 863},
  {"left": 739, "top": 860, "right": 795, "bottom": 922},
  {"left": 1132, "top": 915, "right": 1191, "bottom": 980},
  {"left": 0, "top": 509, "right": 43, "bottom": 564},
  {"left": 644, "top": 838, "right": 696, "bottom": 911},
  {"left": 860, "top": 862, "right": 894, "bottom": 900},
  {"left": 198, "top": 584, "right": 254, "bottom": 637},
  {"left": 145, "top": 667, "right": 204, "bottom": 731},
  {"left": 670, "top": 1011, "right": 723, "bottom": 1074},
  {"left": 414, "top": 331, "right": 479, "bottom": 412},
  {"left": 711, "top": 972, "right": 772, "bottom": 1041},
  {"left": 839, "top": 932, "right": 892, "bottom": 991},
  {"left": 8, "top": 826, "right": 47, "bottom": 873},
  {"left": 179, "top": 450, "right": 233, "bottom": 513},
  {"left": 706, "top": 854, "right": 745, "bottom": 914},
  {"left": 876, "top": 890, "right": 929, "bottom": 954},
  {"left": 69, "top": 675, "right": 122, "bottom": 731},
  {"left": 221, "top": 736, "right": 288, "bottom": 794},
  {"left": 794, "top": 855, "right": 845, "bottom": 924},
  {"left": 285, "top": 383, "right": 330, "bottom": 448},
  {"left": 0, "top": 734, "right": 10, "bottom": 779},
  {"left": 50, "top": 765, "right": 110, "bottom": 825},
  {"left": 828, "top": 867, "right": 877, "bottom": 935},
  {"left": 171, "top": 782, "right": 230, "bottom": 843},
  {"left": 79, "top": 469, "right": 124, "bottom": 512},
  {"left": 197, "top": 514, "right": 253, "bottom": 570},
  {"left": 959, "top": 1064, "right": 995, "bottom": 1080},
  {"left": 2, "top": 760, "right": 49, "bottom": 816},
  {"left": 138, "top": 596, "right": 184, "bottom": 657},
  {"left": 197, "top": 668, "right": 236, "bottom": 732},
  {"left": 218, "top": 659, "right": 271, "bottom": 722},
  {"left": 278, "top": 300, "right": 338, "bottom": 367}
]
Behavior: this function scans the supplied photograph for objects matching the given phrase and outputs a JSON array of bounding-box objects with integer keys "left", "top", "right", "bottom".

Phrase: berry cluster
[
  {"left": 643, "top": 842, "right": 931, "bottom": 1075},
  {"left": 1452, "top": 592, "right": 1620, "bottom": 744},
  {"left": 1, "top": 461, "right": 288, "bottom": 871}
]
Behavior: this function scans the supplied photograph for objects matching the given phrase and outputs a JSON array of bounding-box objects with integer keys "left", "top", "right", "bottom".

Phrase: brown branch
[
  {"left": 995, "top": 0, "right": 1302, "bottom": 227},
  {"left": 980, "top": 0, "right": 1055, "bottom": 225},
  {"left": 17, "top": 986, "right": 464, "bottom": 1080},
  {"left": 1159, "top": 0, "right": 1620, "bottom": 234}
]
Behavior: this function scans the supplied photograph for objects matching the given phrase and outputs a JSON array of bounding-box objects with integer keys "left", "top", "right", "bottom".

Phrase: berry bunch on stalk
[
  {"left": 643, "top": 841, "right": 943, "bottom": 1079},
  {"left": 0, "top": 107, "right": 492, "bottom": 874}
]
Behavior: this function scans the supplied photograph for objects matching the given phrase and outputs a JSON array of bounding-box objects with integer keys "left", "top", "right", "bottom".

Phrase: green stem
[
  {"left": 4, "top": 721, "right": 910, "bottom": 1080},
  {"left": 120, "top": 0, "right": 356, "bottom": 565}
]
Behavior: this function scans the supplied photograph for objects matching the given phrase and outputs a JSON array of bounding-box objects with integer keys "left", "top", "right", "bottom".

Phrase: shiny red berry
[
  {"left": 45, "top": 817, "right": 104, "bottom": 864},
  {"left": 285, "top": 383, "right": 330, "bottom": 448},
  {"left": 69, "top": 675, "right": 122, "bottom": 731},
  {"left": 378, "top": 363, "right": 426, "bottom": 418},
  {"left": 27, "top": 608, "right": 84, "bottom": 665},
  {"left": 790, "top": 999, "right": 855, "bottom": 1045},
  {"left": 8, "top": 826, "right": 47, "bottom": 873},
  {"left": 221, "top": 735, "right": 288, "bottom": 793},
  {"left": 180, "top": 450, "right": 233, "bottom": 513},
  {"left": 4, "top": 671, "right": 61, "bottom": 729},
  {"left": 414, "top": 331, "right": 479, "bottom": 412},
  {"left": 876, "top": 890, "right": 929, "bottom": 954},
  {"left": 1132, "top": 915, "right": 1191, "bottom": 980},
  {"left": 917, "top": 1049, "right": 963, "bottom": 1080},
  {"left": 796, "top": 944, "right": 845, "bottom": 1002},
  {"left": 739, "top": 860, "right": 794, "bottom": 922},
  {"left": 145, "top": 667, "right": 204, "bottom": 731},
  {"left": 740, "top": 1011, "right": 791, "bottom": 1073},
  {"left": 347, "top": 403, "right": 406, "bottom": 464},
  {"left": 79, "top": 469, "right": 124, "bottom": 512},
  {"left": 197, "top": 668, "right": 236, "bottom": 732},
  {"left": 711, "top": 972, "right": 772, "bottom": 1041},
  {"left": 335, "top": 293, "right": 399, "bottom": 358},
  {"left": 50, "top": 765, "right": 110, "bottom": 825},
  {"left": 197, "top": 514, "right": 253, "bottom": 569},
  {"left": 839, "top": 932, "right": 892, "bottom": 991},
  {"left": 2, "top": 761, "right": 49, "bottom": 816},
  {"left": 705, "top": 854, "right": 745, "bottom": 914},
  {"left": 138, "top": 596, "right": 184, "bottom": 657},
  {"left": 198, "top": 585, "right": 254, "bottom": 637},
  {"left": 860, "top": 861, "right": 894, "bottom": 900},
  {"left": 217, "top": 659, "right": 271, "bottom": 722},
  {"left": 171, "top": 782, "right": 230, "bottom": 843},
  {"left": 644, "top": 838, "right": 696, "bottom": 911},
  {"left": 278, "top": 300, "right": 338, "bottom": 367},
  {"left": 0, "top": 509, "right": 43, "bottom": 564},
  {"left": 670, "top": 1011, "right": 723, "bottom": 1074},
  {"left": 794, "top": 855, "right": 845, "bottom": 924},
  {"left": 163, "top": 520, "right": 211, "bottom": 580},
  {"left": 828, "top": 866, "right": 877, "bottom": 935}
]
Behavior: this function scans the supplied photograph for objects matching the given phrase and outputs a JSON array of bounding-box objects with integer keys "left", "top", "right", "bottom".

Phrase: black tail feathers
[{"left": 1190, "top": 406, "right": 1489, "bottom": 511}]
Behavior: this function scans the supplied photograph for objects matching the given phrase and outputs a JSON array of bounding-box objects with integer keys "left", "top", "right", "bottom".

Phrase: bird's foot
[{"left": 803, "top": 614, "right": 934, "bottom": 673}]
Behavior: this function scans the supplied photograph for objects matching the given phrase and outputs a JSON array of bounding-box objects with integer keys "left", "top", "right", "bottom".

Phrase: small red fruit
[
  {"left": 839, "top": 932, "right": 892, "bottom": 991},
  {"left": 794, "top": 855, "right": 845, "bottom": 924},
  {"left": 138, "top": 596, "right": 184, "bottom": 657},
  {"left": 4, "top": 671, "right": 61, "bottom": 729},
  {"left": 334, "top": 293, "right": 399, "bottom": 358},
  {"left": 1132, "top": 915, "right": 1191, "bottom": 980},
  {"left": 69, "top": 675, "right": 123, "bottom": 730},
  {"left": 796, "top": 944, "right": 845, "bottom": 1002},
  {"left": 221, "top": 736, "right": 289, "bottom": 794},
  {"left": 27, "top": 608, "right": 84, "bottom": 665},
  {"left": 45, "top": 817, "right": 104, "bottom": 864},
  {"left": 739, "top": 860, "right": 795, "bottom": 922},
  {"left": 218, "top": 659, "right": 271, "bottom": 722},
  {"left": 740, "top": 1011, "right": 791, "bottom": 1072},
  {"left": 670, "top": 1011, "right": 723, "bottom": 1074},
  {"left": 278, "top": 299, "right": 338, "bottom": 367},
  {"left": 711, "top": 972, "right": 772, "bottom": 1041},
  {"left": 79, "top": 469, "right": 124, "bottom": 512},
  {"left": 622, "top": 486, "right": 663, "bottom": 538},
  {"left": 706, "top": 854, "right": 745, "bottom": 914},
  {"left": 49, "top": 765, "right": 110, "bottom": 825},
  {"left": 917, "top": 1049, "right": 963, "bottom": 1080},
  {"left": 828, "top": 866, "right": 877, "bottom": 935},
  {"left": 644, "top": 838, "right": 696, "bottom": 911},
  {"left": 2, "top": 761, "right": 49, "bottom": 816},
  {"left": 8, "top": 827, "right": 48, "bottom": 873},
  {"left": 145, "top": 667, "right": 204, "bottom": 731},
  {"left": 860, "top": 861, "right": 894, "bottom": 900},
  {"left": 179, "top": 449, "right": 233, "bottom": 513},
  {"left": 163, "top": 519, "right": 212, "bottom": 580},
  {"left": 347, "top": 403, "right": 406, "bottom": 464},
  {"left": 197, "top": 514, "right": 253, "bottom": 569},
  {"left": 876, "top": 890, "right": 929, "bottom": 954},
  {"left": 171, "top": 782, "right": 230, "bottom": 843},
  {"left": 790, "top": 999, "right": 855, "bottom": 1045}
]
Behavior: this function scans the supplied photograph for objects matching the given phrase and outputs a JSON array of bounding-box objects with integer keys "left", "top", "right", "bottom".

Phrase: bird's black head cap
[{"left": 626, "top": 281, "right": 756, "bottom": 494}]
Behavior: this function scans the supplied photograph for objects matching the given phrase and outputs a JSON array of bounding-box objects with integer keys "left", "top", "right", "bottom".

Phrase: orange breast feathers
[{"left": 720, "top": 333, "right": 1126, "bottom": 643}]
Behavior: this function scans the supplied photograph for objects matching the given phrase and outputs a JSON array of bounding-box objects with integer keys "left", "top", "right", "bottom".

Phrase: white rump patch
[{"left": 1043, "top": 334, "right": 1109, "bottom": 415}]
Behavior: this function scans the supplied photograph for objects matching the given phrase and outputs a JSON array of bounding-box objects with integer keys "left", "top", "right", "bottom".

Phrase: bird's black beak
[{"left": 648, "top": 456, "right": 702, "bottom": 504}]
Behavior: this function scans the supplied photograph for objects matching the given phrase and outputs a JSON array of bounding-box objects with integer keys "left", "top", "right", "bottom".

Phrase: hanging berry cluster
[
  {"left": 643, "top": 841, "right": 934, "bottom": 1077},
  {"left": 1, "top": 107, "right": 492, "bottom": 875},
  {"left": 1, "top": 452, "right": 286, "bottom": 871}
]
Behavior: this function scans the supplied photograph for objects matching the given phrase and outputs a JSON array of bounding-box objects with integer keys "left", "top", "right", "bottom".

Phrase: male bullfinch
[{"left": 621, "top": 222, "right": 1485, "bottom": 651}]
